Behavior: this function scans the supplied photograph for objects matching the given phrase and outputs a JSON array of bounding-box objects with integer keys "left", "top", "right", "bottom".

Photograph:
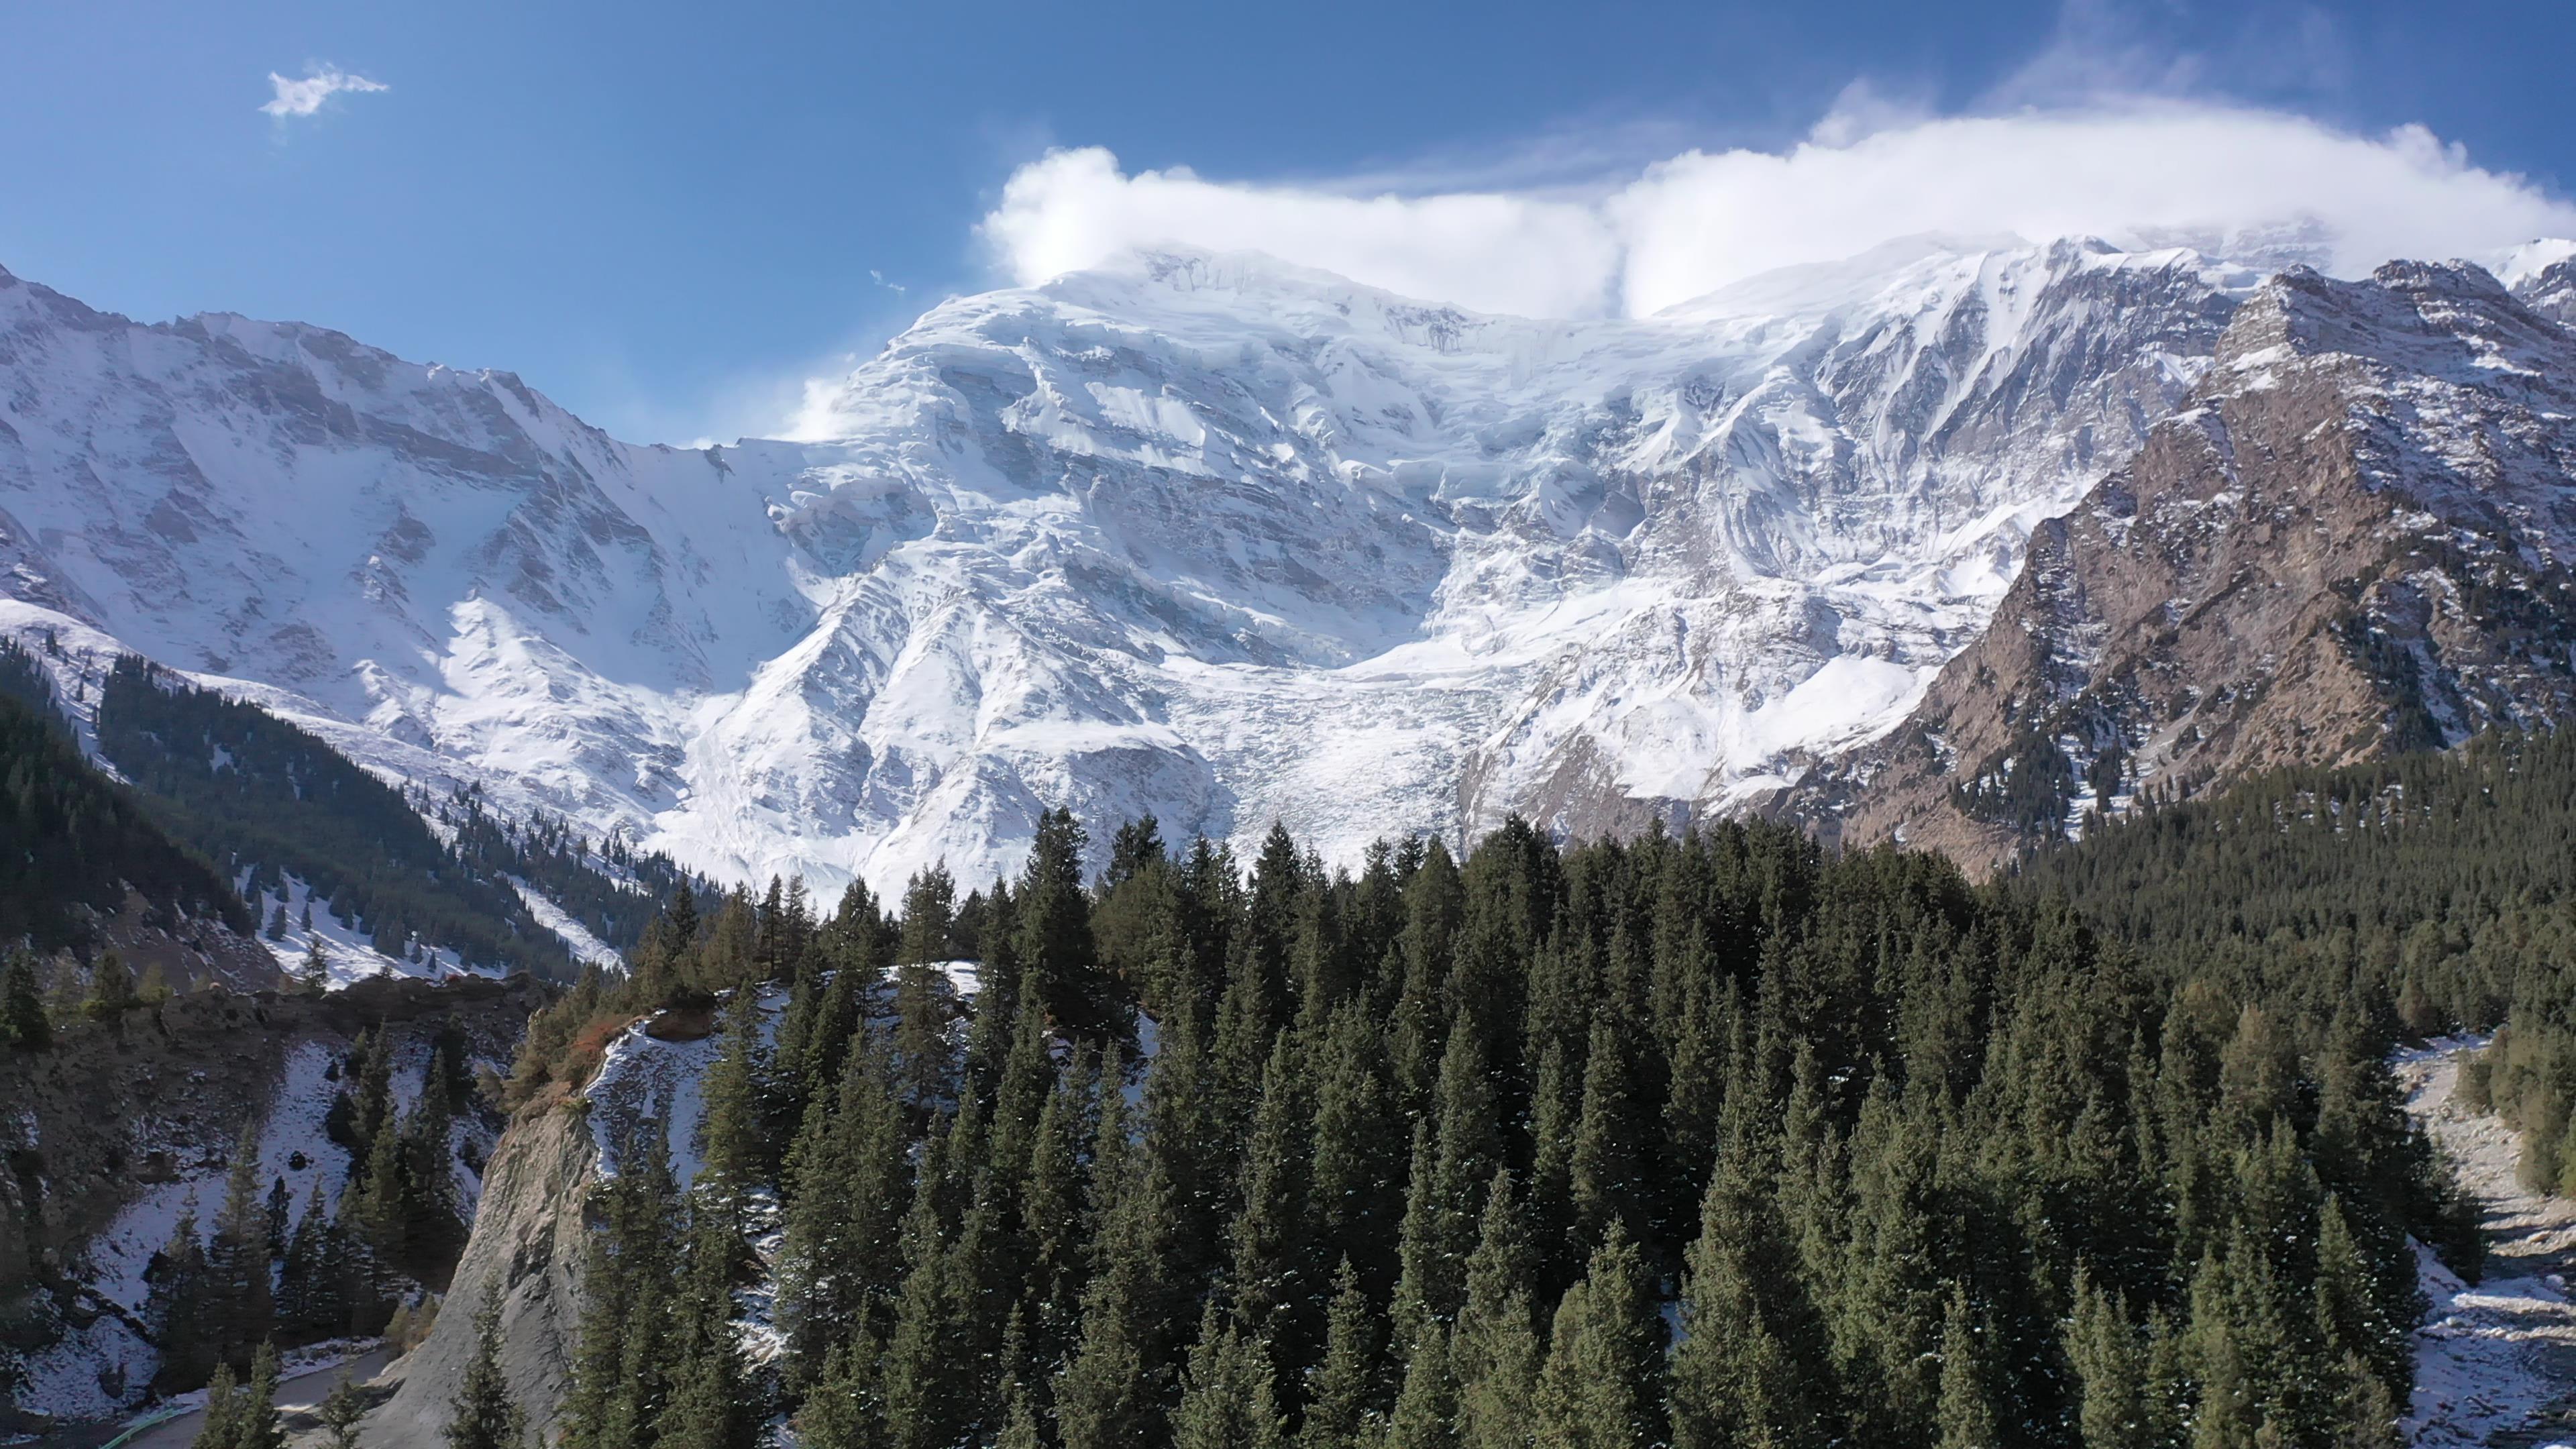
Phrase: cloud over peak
[
  {"left": 980, "top": 102, "right": 2576, "bottom": 319},
  {"left": 260, "top": 66, "right": 389, "bottom": 120}
]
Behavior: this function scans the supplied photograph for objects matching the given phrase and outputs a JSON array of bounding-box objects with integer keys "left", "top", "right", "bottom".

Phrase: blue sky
[{"left": 7, "top": 0, "right": 2575, "bottom": 443}]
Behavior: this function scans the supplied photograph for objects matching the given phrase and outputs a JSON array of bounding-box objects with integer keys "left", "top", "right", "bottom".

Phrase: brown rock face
[{"left": 1808, "top": 262, "right": 2576, "bottom": 869}]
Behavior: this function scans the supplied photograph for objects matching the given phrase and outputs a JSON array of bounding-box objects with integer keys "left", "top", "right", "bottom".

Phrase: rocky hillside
[
  {"left": 1809, "top": 259, "right": 2576, "bottom": 866},
  {"left": 0, "top": 974, "right": 543, "bottom": 1432}
]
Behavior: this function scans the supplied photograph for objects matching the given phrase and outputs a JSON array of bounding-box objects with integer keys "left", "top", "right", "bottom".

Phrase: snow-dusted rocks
[
  {"left": 1818, "top": 258, "right": 2576, "bottom": 865},
  {"left": 0, "top": 237, "right": 2267, "bottom": 890}
]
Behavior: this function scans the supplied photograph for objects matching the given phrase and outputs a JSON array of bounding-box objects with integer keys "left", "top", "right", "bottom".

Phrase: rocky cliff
[{"left": 1809, "top": 260, "right": 2576, "bottom": 865}]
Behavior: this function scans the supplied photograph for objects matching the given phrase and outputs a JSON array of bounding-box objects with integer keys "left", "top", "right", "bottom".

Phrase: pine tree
[
  {"left": 1935, "top": 1287, "right": 2000, "bottom": 1449},
  {"left": 1532, "top": 1224, "right": 1662, "bottom": 1449},
  {"left": 319, "top": 1373, "right": 370, "bottom": 1449},
  {"left": 1450, "top": 1169, "right": 1539, "bottom": 1449},
  {"left": 1, "top": 952, "right": 48, "bottom": 1050},
  {"left": 898, "top": 863, "right": 957, "bottom": 964},
  {"left": 1053, "top": 1124, "right": 1183, "bottom": 1449},
  {"left": 205, "top": 1124, "right": 276, "bottom": 1370},
  {"left": 798, "top": 1334, "right": 888, "bottom": 1449},
  {"left": 83, "top": 949, "right": 137, "bottom": 1020},
  {"left": 1306, "top": 1002, "right": 1403, "bottom": 1299},
  {"left": 193, "top": 1361, "right": 243, "bottom": 1449},
  {"left": 1381, "top": 1322, "right": 1458, "bottom": 1449},
  {"left": 1301, "top": 1258, "right": 1381, "bottom": 1449},
  {"left": 1226, "top": 1034, "right": 1314, "bottom": 1361},
  {"left": 892, "top": 963, "right": 955, "bottom": 1112},
  {"left": 1171, "top": 1306, "right": 1288, "bottom": 1449},
  {"left": 1018, "top": 808, "right": 1118, "bottom": 1038},
  {"left": 225, "top": 1341, "right": 285, "bottom": 1449},
  {"left": 1669, "top": 1143, "right": 1835, "bottom": 1449},
  {"left": 2066, "top": 1267, "right": 2150, "bottom": 1449},
  {"left": 301, "top": 934, "right": 330, "bottom": 994},
  {"left": 879, "top": 1168, "right": 963, "bottom": 1449},
  {"left": 559, "top": 1122, "right": 682, "bottom": 1449},
  {"left": 444, "top": 1295, "right": 528, "bottom": 1449},
  {"left": 659, "top": 1197, "right": 757, "bottom": 1449},
  {"left": 776, "top": 1036, "right": 911, "bottom": 1382},
  {"left": 264, "top": 1175, "right": 292, "bottom": 1259},
  {"left": 694, "top": 985, "right": 773, "bottom": 1252}
]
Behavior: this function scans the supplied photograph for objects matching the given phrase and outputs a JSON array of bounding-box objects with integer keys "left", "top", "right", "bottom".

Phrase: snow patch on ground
[
  {"left": 508, "top": 875, "right": 625, "bottom": 969},
  {"left": 15, "top": 1042, "right": 356, "bottom": 1423},
  {"left": 2397, "top": 1041, "right": 2576, "bottom": 1446},
  {"left": 586, "top": 985, "right": 788, "bottom": 1191}
]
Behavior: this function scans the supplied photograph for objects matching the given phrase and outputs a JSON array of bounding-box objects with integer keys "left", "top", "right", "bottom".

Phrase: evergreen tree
[
  {"left": 776, "top": 1036, "right": 911, "bottom": 1382},
  {"left": 1670, "top": 1143, "right": 1834, "bottom": 1449},
  {"left": 1053, "top": 1121, "right": 1184, "bottom": 1449},
  {"left": 693, "top": 985, "right": 774, "bottom": 1252},
  {"left": 559, "top": 1123, "right": 682, "bottom": 1449},
  {"left": 1171, "top": 1306, "right": 1288, "bottom": 1449},
  {"left": 444, "top": 1295, "right": 529, "bottom": 1449},
  {"left": 659, "top": 1199, "right": 758, "bottom": 1449},
  {"left": 1381, "top": 1323, "right": 1458, "bottom": 1449},
  {"left": 205, "top": 1124, "right": 276, "bottom": 1371},
  {"left": 1934, "top": 1288, "right": 2000, "bottom": 1449},
  {"left": 319, "top": 1373, "right": 370, "bottom": 1449},
  {"left": 2066, "top": 1268, "right": 2151, "bottom": 1449},
  {"left": 898, "top": 863, "right": 957, "bottom": 964},
  {"left": 193, "top": 1362, "right": 243, "bottom": 1449},
  {"left": 1, "top": 952, "right": 48, "bottom": 1050},
  {"left": 1532, "top": 1224, "right": 1662, "bottom": 1449},
  {"left": 1018, "top": 808, "right": 1118, "bottom": 1037},
  {"left": 1301, "top": 1258, "right": 1381, "bottom": 1449},
  {"left": 83, "top": 949, "right": 137, "bottom": 1020},
  {"left": 1450, "top": 1170, "right": 1539, "bottom": 1449}
]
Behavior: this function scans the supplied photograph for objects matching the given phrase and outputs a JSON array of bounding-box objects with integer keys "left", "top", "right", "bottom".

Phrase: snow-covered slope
[{"left": 0, "top": 239, "right": 2259, "bottom": 890}]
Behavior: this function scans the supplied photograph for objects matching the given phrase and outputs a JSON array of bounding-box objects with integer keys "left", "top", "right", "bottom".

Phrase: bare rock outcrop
[
  {"left": 1807, "top": 261, "right": 2576, "bottom": 868},
  {"left": 362, "top": 1104, "right": 596, "bottom": 1448}
]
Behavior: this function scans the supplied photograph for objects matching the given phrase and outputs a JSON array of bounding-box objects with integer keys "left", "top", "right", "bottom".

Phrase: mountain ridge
[{"left": 0, "top": 235, "right": 2282, "bottom": 892}]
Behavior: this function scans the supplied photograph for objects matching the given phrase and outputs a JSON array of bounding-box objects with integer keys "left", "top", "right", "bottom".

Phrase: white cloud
[
  {"left": 978, "top": 103, "right": 2576, "bottom": 320},
  {"left": 260, "top": 66, "right": 389, "bottom": 120},
  {"left": 979, "top": 146, "right": 1623, "bottom": 319}
]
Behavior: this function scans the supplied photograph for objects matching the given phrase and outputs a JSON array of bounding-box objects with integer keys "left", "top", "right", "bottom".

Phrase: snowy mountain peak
[{"left": 0, "top": 238, "right": 2275, "bottom": 892}]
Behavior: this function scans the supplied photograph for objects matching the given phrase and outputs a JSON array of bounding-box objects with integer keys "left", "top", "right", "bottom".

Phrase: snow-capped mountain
[
  {"left": 0, "top": 238, "right": 2263, "bottom": 890},
  {"left": 1819, "top": 257, "right": 2576, "bottom": 863}
]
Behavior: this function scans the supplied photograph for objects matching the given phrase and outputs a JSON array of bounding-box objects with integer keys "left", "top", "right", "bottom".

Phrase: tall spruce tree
[{"left": 444, "top": 1295, "right": 529, "bottom": 1449}]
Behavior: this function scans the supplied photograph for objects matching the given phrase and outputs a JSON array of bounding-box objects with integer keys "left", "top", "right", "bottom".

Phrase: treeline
[
  {"left": 439, "top": 788, "right": 705, "bottom": 956},
  {"left": 0, "top": 650, "right": 250, "bottom": 951},
  {"left": 541, "top": 808, "right": 2459, "bottom": 1449},
  {"left": 148, "top": 1022, "right": 477, "bottom": 1391},
  {"left": 93, "top": 657, "right": 575, "bottom": 979},
  {"left": 2021, "top": 726, "right": 2576, "bottom": 1191}
]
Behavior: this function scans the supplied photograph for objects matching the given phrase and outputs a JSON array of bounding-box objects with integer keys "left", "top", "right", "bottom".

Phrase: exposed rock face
[
  {"left": 1812, "top": 262, "right": 2576, "bottom": 867},
  {"left": 0, "top": 975, "right": 541, "bottom": 1430},
  {"left": 362, "top": 1106, "right": 594, "bottom": 1449}
]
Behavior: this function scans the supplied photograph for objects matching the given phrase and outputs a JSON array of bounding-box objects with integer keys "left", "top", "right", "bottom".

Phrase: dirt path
[{"left": 2396, "top": 1040, "right": 2576, "bottom": 1448}]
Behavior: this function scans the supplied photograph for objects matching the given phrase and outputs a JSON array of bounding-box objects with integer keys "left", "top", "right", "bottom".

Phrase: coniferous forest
[{"left": 515, "top": 802, "right": 2473, "bottom": 1449}]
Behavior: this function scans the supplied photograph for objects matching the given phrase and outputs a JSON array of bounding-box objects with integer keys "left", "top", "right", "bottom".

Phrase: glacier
[{"left": 0, "top": 235, "right": 2263, "bottom": 894}]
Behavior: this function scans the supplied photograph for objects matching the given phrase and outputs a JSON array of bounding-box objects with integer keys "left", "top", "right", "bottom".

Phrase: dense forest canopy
[
  {"left": 2025, "top": 726, "right": 2576, "bottom": 1201},
  {"left": 0, "top": 641, "right": 250, "bottom": 950},
  {"left": 515, "top": 802, "right": 2475, "bottom": 1449},
  {"left": 93, "top": 657, "right": 576, "bottom": 979}
]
